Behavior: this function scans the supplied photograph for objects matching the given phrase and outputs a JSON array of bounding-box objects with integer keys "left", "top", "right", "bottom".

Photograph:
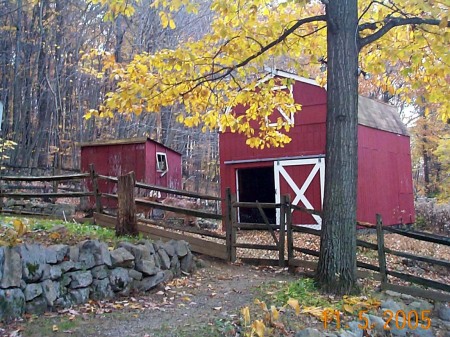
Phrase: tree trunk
[
  {"left": 116, "top": 171, "right": 138, "bottom": 236},
  {"left": 317, "top": 0, "right": 359, "bottom": 294}
]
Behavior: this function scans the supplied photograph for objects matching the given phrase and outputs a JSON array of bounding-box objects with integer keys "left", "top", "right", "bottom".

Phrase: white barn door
[{"left": 274, "top": 158, "right": 325, "bottom": 229}]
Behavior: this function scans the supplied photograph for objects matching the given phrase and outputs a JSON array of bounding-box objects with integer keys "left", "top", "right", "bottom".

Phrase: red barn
[
  {"left": 219, "top": 69, "right": 415, "bottom": 228},
  {"left": 81, "top": 137, "right": 182, "bottom": 207}
]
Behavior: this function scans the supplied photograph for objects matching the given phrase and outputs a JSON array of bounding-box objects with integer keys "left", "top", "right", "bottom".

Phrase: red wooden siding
[
  {"left": 81, "top": 138, "right": 182, "bottom": 208},
  {"left": 220, "top": 72, "right": 415, "bottom": 227},
  {"left": 357, "top": 126, "right": 415, "bottom": 225}
]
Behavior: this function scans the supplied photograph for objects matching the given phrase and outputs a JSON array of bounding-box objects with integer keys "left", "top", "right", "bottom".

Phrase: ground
[{"left": 2, "top": 257, "right": 299, "bottom": 337}]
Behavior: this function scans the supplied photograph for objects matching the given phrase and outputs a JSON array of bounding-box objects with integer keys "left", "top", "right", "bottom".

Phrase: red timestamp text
[{"left": 322, "top": 309, "right": 432, "bottom": 331}]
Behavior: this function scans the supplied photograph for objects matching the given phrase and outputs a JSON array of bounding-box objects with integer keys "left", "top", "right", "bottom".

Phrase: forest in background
[{"left": 0, "top": 0, "right": 448, "bottom": 199}]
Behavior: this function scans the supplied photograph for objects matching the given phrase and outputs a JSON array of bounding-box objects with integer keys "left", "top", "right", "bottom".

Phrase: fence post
[
  {"left": 225, "top": 188, "right": 237, "bottom": 262},
  {"left": 285, "top": 194, "right": 293, "bottom": 265},
  {"left": 116, "top": 171, "right": 138, "bottom": 236},
  {"left": 376, "top": 213, "right": 388, "bottom": 286},
  {"left": 279, "top": 195, "right": 287, "bottom": 267},
  {"left": 51, "top": 166, "right": 58, "bottom": 204},
  {"left": 89, "top": 164, "right": 102, "bottom": 214},
  {"left": 225, "top": 188, "right": 232, "bottom": 261}
]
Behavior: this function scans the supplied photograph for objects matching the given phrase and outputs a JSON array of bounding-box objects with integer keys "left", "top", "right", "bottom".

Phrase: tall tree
[{"left": 63, "top": 0, "right": 450, "bottom": 293}]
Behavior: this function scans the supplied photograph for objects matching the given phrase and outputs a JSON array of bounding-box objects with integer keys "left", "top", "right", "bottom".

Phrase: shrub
[{"left": 415, "top": 198, "right": 450, "bottom": 234}]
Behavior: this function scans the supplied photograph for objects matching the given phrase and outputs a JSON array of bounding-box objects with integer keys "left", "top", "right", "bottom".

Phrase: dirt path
[{"left": 13, "top": 257, "right": 296, "bottom": 337}]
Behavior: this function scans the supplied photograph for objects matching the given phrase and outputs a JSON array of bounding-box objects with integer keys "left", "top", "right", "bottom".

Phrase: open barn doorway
[{"left": 237, "top": 167, "right": 276, "bottom": 224}]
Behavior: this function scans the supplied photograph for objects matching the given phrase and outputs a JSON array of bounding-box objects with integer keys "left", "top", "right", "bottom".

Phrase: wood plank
[
  {"left": 256, "top": 201, "right": 278, "bottom": 245},
  {"left": 383, "top": 226, "right": 450, "bottom": 246},
  {"left": 290, "top": 204, "right": 323, "bottom": 216},
  {"left": 240, "top": 258, "right": 287, "bottom": 266},
  {"left": 376, "top": 214, "right": 388, "bottom": 284},
  {"left": 0, "top": 173, "right": 90, "bottom": 182},
  {"left": 291, "top": 226, "right": 321, "bottom": 236},
  {"left": 289, "top": 259, "right": 381, "bottom": 280},
  {"left": 357, "top": 239, "right": 378, "bottom": 250},
  {"left": 94, "top": 213, "right": 116, "bottom": 228},
  {"left": 387, "top": 270, "right": 450, "bottom": 293},
  {"left": 293, "top": 247, "right": 320, "bottom": 257},
  {"left": 384, "top": 247, "right": 450, "bottom": 268},
  {"left": 98, "top": 175, "right": 221, "bottom": 201},
  {"left": 136, "top": 224, "right": 228, "bottom": 260},
  {"left": 233, "top": 223, "right": 279, "bottom": 230},
  {"left": 381, "top": 283, "right": 450, "bottom": 303},
  {"left": 234, "top": 243, "right": 279, "bottom": 250},
  {"left": 0, "top": 192, "right": 94, "bottom": 198},
  {"left": 233, "top": 201, "right": 279, "bottom": 209},
  {"left": 138, "top": 218, "right": 226, "bottom": 240}
]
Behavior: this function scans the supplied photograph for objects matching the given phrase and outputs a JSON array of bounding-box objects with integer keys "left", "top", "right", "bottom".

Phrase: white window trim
[{"left": 156, "top": 152, "right": 168, "bottom": 176}]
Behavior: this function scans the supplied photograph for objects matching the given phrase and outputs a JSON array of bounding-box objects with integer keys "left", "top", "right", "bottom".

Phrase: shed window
[{"left": 156, "top": 152, "right": 168, "bottom": 172}]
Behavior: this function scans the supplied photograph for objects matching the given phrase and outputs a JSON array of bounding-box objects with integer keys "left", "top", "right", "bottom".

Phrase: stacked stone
[
  {"left": 2, "top": 200, "right": 76, "bottom": 217},
  {"left": 0, "top": 239, "right": 195, "bottom": 321}
]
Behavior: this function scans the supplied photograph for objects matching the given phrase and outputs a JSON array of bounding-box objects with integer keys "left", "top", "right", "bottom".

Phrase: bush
[{"left": 415, "top": 198, "right": 450, "bottom": 234}]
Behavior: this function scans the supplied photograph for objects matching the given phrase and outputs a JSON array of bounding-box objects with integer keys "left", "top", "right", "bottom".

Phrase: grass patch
[{"left": 0, "top": 215, "right": 145, "bottom": 246}]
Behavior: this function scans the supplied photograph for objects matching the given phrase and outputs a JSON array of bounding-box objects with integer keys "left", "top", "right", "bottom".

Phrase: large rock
[
  {"left": 162, "top": 240, "right": 176, "bottom": 257},
  {"left": 24, "top": 283, "right": 43, "bottom": 301},
  {"left": 0, "top": 288, "right": 25, "bottom": 321},
  {"left": 170, "top": 255, "right": 181, "bottom": 277},
  {"left": 67, "top": 271, "right": 93, "bottom": 289},
  {"left": 137, "top": 271, "right": 165, "bottom": 292},
  {"left": 118, "top": 242, "right": 152, "bottom": 271},
  {"left": 78, "top": 240, "right": 112, "bottom": 269},
  {"left": 437, "top": 304, "right": 450, "bottom": 321},
  {"left": 173, "top": 240, "right": 189, "bottom": 257},
  {"left": 109, "top": 267, "right": 130, "bottom": 292},
  {"left": 0, "top": 247, "right": 22, "bottom": 288},
  {"left": 91, "top": 278, "right": 114, "bottom": 300},
  {"left": 137, "top": 256, "right": 159, "bottom": 276},
  {"left": 110, "top": 247, "right": 135, "bottom": 268},
  {"left": 25, "top": 295, "right": 48, "bottom": 315},
  {"left": 68, "top": 288, "right": 90, "bottom": 305},
  {"left": 180, "top": 251, "right": 195, "bottom": 273},
  {"left": 15, "top": 243, "right": 47, "bottom": 283},
  {"left": 91, "top": 265, "right": 109, "bottom": 280},
  {"left": 41, "top": 279, "right": 60, "bottom": 306},
  {"left": 47, "top": 244, "right": 69, "bottom": 263},
  {"left": 157, "top": 249, "right": 171, "bottom": 270}
]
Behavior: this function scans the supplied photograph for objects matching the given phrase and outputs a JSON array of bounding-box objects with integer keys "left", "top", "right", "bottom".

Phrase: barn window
[{"left": 156, "top": 152, "right": 168, "bottom": 172}]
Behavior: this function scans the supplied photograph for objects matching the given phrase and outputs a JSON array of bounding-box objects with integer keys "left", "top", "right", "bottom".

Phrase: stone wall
[
  {"left": 2, "top": 200, "right": 77, "bottom": 218},
  {"left": 0, "top": 239, "right": 195, "bottom": 321}
]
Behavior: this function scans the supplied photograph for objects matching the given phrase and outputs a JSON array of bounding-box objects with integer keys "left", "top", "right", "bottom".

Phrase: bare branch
[{"left": 359, "top": 16, "right": 449, "bottom": 50}]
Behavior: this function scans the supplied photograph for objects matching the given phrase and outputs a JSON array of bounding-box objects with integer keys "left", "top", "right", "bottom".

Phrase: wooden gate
[{"left": 225, "top": 188, "right": 291, "bottom": 267}]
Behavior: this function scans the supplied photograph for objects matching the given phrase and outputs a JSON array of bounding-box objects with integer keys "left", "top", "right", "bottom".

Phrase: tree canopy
[{"left": 85, "top": 0, "right": 449, "bottom": 148}]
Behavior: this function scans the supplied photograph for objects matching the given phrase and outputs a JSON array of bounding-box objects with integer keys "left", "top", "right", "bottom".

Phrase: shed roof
[
  {"left": 264, "top": 68, "right": 409, "bottom": 136},
  {"left": 80, "top": 137, "right": 182, "bottom": 154},
  {"left": 358, "top": 96, "right": 408, "bottom": 136}
]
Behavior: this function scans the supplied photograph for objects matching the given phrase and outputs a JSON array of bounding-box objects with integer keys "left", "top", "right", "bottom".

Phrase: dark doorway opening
[{"left": 237, "top": 166, "right": 276, "bottom": 224}]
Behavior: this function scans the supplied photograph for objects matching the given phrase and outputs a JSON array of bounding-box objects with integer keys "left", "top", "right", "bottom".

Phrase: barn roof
[
  {"left": 80, "top": 137, "right": 182, "bottom": 154},
  {"left": 264, "top": 68, "right": 409, "bottom": 136},
  {"left": 358, "top": 96, "right": 409, "bottom": 136}
]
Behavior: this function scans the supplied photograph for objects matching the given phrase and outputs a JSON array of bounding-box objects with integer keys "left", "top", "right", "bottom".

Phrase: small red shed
[
  {"left": 81, "top": 137, "right": 182, "bottom": 207},
  {"left": 219, "top": 69, "right": 415, "bottom": 228}
]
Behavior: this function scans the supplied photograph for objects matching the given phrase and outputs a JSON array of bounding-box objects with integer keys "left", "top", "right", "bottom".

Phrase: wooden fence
[
  {"left": 0, "top": 172, "right": 449, "bottom": 300},
  {"left": 224, "top": 189, "right": 450, "bottom": 302}
]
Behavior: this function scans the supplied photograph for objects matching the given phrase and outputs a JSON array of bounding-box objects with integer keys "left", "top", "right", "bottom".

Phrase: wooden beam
[
  {"left": 383, "top": 226, "right": 450, "bottom": 246},
  {"left": 233, "top": 243, "right": 279, "bottom": 250},
  {"left": 136, "top": 224, "right": 228, "bottom": 260},
  {"left": 384, "top": 247, "right": 450, "bottom": 268},
  {"left": 0, "top": 192, "right": 94, "bottom": 198},
  {"left": 381, "top": 283, "right": 450, "bottom": 303},
  {"left": 0, "top": 173, "right": 90, "bottom": 182}
]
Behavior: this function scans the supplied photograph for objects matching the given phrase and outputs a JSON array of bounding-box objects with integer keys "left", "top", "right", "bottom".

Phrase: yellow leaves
[
  {"left": 287, "top": 298, "right": 300, "bottom": 316},
  {"left": 241, "top": 306, "right": 251, "bottom": 326},
  {"left": 0, "top": 218, "right": 29, "bottom": 247},
  {"left": 251, "top": 320, "right": 266, "bottom": 337},
  {"left": 159, "top": 11, "right": 176, "bottom": 29}
]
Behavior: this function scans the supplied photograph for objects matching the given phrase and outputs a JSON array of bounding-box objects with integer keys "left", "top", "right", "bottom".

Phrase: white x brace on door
[{"left": 274, "top": 158, "right": 325, "bottom": 228}]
